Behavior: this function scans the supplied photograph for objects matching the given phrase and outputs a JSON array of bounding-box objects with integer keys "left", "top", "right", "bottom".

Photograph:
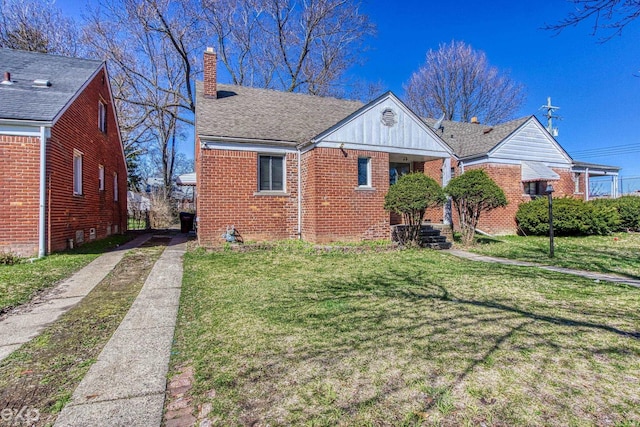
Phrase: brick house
[
  {"left": 0, "top": 49, "right": 127, "bottom": 257},
  {"left": 194, "top": 49, "right": 619, "bottom": 243},
  {"left": 423, "top": 117, "right": 620, "bottom": 234}
]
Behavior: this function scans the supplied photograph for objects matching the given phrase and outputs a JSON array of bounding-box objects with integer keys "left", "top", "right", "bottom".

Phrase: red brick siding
[
  {"left": 0, "top": 68, "right": 126, "bottom": 256},
  {"left": 0, "top": 135, "right": 40, "bottom": 256},
  {"left": 302, "top": 148, "right": 389, "bottom": 242},
  {"left": 47, "top": 68, "right": 127, "bottom": 253},
  {"left": 462, "top": 163, "right": 577, "bottom": 235},
  {"left": 196, "top": 148, "right": 299, "bottom": 246}
]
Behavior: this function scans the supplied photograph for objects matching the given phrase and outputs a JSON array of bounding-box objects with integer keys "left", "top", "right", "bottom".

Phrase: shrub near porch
[{"left": 171, "top": 244, "right": 640, "bottom": 426}]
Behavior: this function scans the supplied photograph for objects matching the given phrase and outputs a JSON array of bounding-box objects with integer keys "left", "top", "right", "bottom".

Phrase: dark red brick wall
[
  {"left": 47, "top": 68, "right": 126, "bottom": 253},
  {"left": 196, "top": 148, "right": 299, "bottom": 246},
  {"left": 0, "top": 135, "right": 40, "bottom": 256}
]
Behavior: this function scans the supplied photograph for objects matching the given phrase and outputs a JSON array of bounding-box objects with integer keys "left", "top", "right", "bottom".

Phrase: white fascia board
[
  {"left": 0, "top": 120, "right": 51, "bottom": 137},
  {"left": 201, "top": 138, "right": 298, "bottom": 154},
  {"left": 315, "top": 140, "right": 451, "bottom": 158}
]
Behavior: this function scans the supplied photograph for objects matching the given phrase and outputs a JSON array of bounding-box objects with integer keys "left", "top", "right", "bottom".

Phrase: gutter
[{"left": 38, "top": 126, "right": 47, "bottom": 258}]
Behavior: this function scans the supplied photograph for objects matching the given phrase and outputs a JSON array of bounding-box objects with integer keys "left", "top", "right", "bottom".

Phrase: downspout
[
  {"left": 297, "top": 148, "right": 302, "bottom": 239},
  {"left": 38, "top": 126, "right": 47, "bottom": 258}
]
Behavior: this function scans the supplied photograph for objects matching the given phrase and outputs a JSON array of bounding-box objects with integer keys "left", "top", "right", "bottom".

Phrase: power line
[{"left": 571, "top": 142, "right": 640, "bottom": 156}]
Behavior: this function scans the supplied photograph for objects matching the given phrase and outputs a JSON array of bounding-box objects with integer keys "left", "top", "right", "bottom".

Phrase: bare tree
[
  {"left": 544, "top": 0, "right": 640, "bottom": 41},
  {"left": 0, "top": 0, "right": 79, "bottom": 56},
  {"left": 200, "top": 0, "right": 375, "bottom": 96},
  {"left": 83, "top": 0, "right": 203, "bottom": 196},
  {"left": 403, "top": 41, "right": 526, "bottom": 125}
]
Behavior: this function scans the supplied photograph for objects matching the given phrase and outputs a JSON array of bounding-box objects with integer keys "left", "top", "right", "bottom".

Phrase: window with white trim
[
  {"left": 358, "top": 157, "right": 371, "bottom": 187},
  {"left": 113, "top": 172, "right": 119, "bottom": 201},
  {"left": 73, "top": 151, "right": 83, "bottom": 195},
  {"left": 98, "top": 100, "right": 107, "bottom": 133},
  {"left": 259, "top": 155, "right": 284, "bottom": 191},
  {"left": 98, "top": 165, "right": 105, "bottom": 191}
]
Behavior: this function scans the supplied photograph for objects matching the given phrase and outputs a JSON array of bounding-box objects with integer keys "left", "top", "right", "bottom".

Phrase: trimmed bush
[
  {"left": 516, "top": 197, "right": 620, "bottom": 236},
  {"left": 445, "top": 169, "right": 507, "bottom": 246},
  {"left": 384, "top": 173, "right": 445, "bottom": 245}
]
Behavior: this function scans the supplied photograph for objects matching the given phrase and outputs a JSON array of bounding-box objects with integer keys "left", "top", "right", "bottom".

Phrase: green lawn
[
  {"left": 171, "top": 244, "right": 640, "bottom": 426},
  {"left": 469, "top": 233, "right": 640, "bottom": 278},
  {"left": 0, "top": 234, "right": 132, "bottom": 313}
]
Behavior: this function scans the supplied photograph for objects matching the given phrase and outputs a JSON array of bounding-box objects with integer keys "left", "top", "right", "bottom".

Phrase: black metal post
[{"left": 547, "top": 190, "right": 554, "bottom": 258}]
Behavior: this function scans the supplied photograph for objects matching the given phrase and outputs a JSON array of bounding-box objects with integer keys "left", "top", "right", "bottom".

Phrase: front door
[
  {"left": 389, "top": 162, "right": 411, "bottom": 225},
  {"left": 389, "top": 162, "right": 411, "bottom": 185}
]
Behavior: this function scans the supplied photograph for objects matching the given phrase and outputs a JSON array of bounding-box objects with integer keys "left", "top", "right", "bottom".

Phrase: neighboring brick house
[
  {"left": 194, "top": 49, "right": 619, "bottom": 243},
  {"left": 423, "top": 117, "right": 620, "bottom": 234},
  {"left": 0, "top": 49, "right": 127, "bottom": 257}
]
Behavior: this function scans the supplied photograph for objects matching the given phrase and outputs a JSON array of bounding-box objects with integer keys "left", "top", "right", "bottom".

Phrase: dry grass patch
[{"left": 172, "top": 245, "right": 640, "bottom": 426}]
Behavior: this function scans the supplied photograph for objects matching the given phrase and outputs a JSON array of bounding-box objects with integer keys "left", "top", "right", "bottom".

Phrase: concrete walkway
[
  {"left": 0, "top": 234, "right": 152, "bottom": 363},
  {"left": 55, "top": 235, "right": 187, "bottom": 427},
  {"left": 447, "top": 249, "right": 640, "bottom": 288}
]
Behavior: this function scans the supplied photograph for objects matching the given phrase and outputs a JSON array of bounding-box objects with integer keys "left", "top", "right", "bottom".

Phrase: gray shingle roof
[
  {"left": 196, "top": 82, "right": 363, "bottom": 145},
  {"left": 424, "top": 116, "right": 530, "bottom": 159},
  {"left": 0, "top": 48, "right": 103, "bottom": 122}
]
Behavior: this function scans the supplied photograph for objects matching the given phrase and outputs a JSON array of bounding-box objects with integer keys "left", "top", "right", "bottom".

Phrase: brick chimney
[{"left": 203, "top": 47, "right": 217, "bottom": 98}]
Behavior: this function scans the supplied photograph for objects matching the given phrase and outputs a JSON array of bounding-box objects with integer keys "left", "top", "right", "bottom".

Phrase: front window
[
  {"left": 358, "top": 157, "right": 371, "bottom": 187},
  {"left": 524, "top": 181, "right": 546, "bottom": 197},
  {"left": 259, "top": 155, "right": 284, "bottom": 191},
  {"left": 73, "top": 150, "right": 83, "bottom": 195}
]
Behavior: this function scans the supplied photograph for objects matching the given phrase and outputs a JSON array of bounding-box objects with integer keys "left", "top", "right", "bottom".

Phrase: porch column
[{"left": 442, "top": 157, "right": 452, "bottom": 225}]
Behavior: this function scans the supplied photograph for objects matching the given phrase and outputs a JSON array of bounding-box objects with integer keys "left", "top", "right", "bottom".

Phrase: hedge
[{"left": 515, "top": 197, "right": 622, "bottom": 236}]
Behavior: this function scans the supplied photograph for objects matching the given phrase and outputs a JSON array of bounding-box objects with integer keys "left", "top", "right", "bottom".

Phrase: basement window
[
  {"left": 259, "top": 155, "right": 284, "bottom": 192},
  {"left": 73, "top": 150, "right": 83, "bottom": 195}
]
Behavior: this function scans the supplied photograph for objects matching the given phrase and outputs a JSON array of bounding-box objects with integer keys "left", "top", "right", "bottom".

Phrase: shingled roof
[
  {"left": 0, "top": 49, "right": 103, "bottom": 122},
  {"left": 196, "top": 82, "right": 363, "bottom": 145},
  {"left": 424, "top": 116, "right": 530, "bottom": 159}
]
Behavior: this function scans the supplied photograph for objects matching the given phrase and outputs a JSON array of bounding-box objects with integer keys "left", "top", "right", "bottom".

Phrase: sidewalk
[
  {"left": 447, "top": 249, "right": 640, "bottom": 288},
  {"left": 0, "top": 234, "right": 152, "bottom": 363},
  {"left": 54, "top": 234, "right": 187, "bottom": 427}
]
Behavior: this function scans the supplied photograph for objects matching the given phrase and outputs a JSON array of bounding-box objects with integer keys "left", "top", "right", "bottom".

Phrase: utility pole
[{"left": 540, "top": 97, "right": 561, "bottom": 137}]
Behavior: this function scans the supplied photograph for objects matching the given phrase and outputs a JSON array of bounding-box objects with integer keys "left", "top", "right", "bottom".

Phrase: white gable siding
[
  {"left": 314, "top": 96, "right": 451, "bottom": 157},
  {"left": 489, "top": 119, "right": 571, "bottom": 168}
]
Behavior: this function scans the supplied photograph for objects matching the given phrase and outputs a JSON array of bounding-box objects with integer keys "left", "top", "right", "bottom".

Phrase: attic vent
[
  {"left": 381, "top": 108, "right": 397, "bottom": 127},
  {"left": 32, "top": 79, "right": 51, "bottom": 88},
  {"left": 483, "top": 127, "right": 493, "bottom": 134}
]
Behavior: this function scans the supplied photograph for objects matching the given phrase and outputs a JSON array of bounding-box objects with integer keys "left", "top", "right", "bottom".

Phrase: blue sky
[
  {"left": 58, "top": 0, "right": 640, "bottom": 189},
  {"left": 354, "top": 1, "right": 640, "bottom": 188}
]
